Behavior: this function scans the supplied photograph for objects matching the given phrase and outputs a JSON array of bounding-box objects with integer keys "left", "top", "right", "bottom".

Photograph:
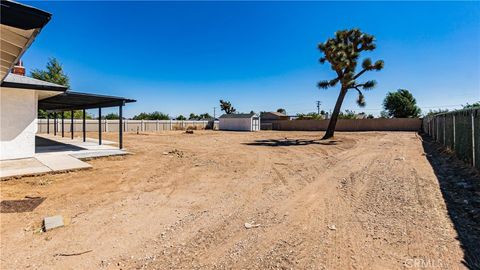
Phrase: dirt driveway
[{"left": 1, "top": 131, "right": 478, "bottom": 269}]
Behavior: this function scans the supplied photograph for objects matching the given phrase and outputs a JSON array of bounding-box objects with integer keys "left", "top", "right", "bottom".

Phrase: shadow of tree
[
  {"left": 0, "top": 197, "right": 45, "bottom": 213},
  {"left": 420, "top": 134, "right": 480, "bottom": 269},
  {"left": 244, "top": 138, "right": 340, "bottom": 147}
]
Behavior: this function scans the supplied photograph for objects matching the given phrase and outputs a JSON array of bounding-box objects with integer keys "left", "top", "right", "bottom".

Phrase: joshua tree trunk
[{"left": 322, "top": 87, "right": 348, "bottom": 140}]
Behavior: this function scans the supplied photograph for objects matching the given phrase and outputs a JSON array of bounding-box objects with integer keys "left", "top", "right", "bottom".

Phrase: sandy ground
[{"left": 1, "top": 131, "right": 479, "bottom": 269}]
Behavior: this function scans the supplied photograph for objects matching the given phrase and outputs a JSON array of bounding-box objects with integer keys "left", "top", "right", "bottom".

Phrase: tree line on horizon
[{"left": 32, "top": 53, "right": 478, "bottom": 124}]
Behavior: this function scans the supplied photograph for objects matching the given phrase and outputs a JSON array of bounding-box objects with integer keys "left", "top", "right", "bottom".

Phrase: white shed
[{"left": 219, "top": 113, "right": 260, "bottom": 131}]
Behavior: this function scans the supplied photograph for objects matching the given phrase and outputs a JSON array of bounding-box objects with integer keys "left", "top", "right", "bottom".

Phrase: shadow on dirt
[
  {"left": 420, "top": 133, "right": 480, "bottom": 269},
  {"left": 244, "top": 138, "right": 339, "bottom": 147},
  {"left": 0, "top": 197, "right": 45, "bottom": 213}
]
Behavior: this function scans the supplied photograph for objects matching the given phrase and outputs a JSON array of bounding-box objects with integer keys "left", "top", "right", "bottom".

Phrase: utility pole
[
  {"left": 213, "top": 107, "right": 216, "bottom": 120},
  {"left": 316, "top": 101, "right": 321, "bottom": 115}
]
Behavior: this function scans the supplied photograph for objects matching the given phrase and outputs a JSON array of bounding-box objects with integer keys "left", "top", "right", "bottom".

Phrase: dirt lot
[{"left": 1, "top": 131, "right": 479, "bottom": 269}]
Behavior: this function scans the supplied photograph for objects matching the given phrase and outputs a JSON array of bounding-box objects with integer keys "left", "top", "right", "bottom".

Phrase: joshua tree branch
[
  {"left": 354, "top": 87, "right": 363, "bottom": 96},
  {"left": 353, "top": 68, "right": 368, "bottom": 80}
]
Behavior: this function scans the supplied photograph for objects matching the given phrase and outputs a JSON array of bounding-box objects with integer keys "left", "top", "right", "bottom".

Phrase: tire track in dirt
[{"left": 1, "top": 131, "right": 471, "bottom": 269}]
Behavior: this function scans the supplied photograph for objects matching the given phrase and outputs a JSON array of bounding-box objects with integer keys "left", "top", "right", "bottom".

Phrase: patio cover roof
[
  {"left": 39, "top": 91, "right": 136, "bottom": 111},
  {"left": 1, "top": 0, "right": 51, "bottom": 82}
]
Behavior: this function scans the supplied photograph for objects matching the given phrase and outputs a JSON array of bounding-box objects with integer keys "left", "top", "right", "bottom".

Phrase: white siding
[
  {"left": 0, "top": 87, "right": 37, "bottom": 160},
  {"left": 219, "top": 116, "right": 260, "bottom": 131}
]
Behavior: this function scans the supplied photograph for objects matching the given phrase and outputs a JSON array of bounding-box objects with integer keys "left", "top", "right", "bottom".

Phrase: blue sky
[{"left": 22, "top": 1, "right": 480, "bottom": 118}]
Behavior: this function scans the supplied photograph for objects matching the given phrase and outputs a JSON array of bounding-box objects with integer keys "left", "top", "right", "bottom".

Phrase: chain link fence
[{"left": 423, "top": 108, "right": 479, "bottom": 170}]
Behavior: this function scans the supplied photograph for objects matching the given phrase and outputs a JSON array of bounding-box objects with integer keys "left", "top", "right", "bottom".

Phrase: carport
[{"left": 39, "top": 91, "right": 136, "bottom": 149}]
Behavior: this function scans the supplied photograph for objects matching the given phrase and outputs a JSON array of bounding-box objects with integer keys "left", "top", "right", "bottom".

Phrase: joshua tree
[
  {"left": 219, "top": 100, "right": 236, "bottom": 114},
  {"left": 318, "top": 29, "right": 384, "bottom": 139}
]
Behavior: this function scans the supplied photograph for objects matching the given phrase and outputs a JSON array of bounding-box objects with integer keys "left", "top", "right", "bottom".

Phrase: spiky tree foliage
[
  {"left": 383, "top": 89, "right": 421, "bottom": 118},
  {"left": 318, "top": 29, "right": 384, "bottom": 139},
  {"left": 219, "top": 100, "right": 236, "bottom": 114}
]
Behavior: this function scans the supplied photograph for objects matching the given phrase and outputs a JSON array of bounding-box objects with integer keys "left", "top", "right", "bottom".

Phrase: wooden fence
[{"left": 268, "top": 118, "right": 422, "bottom": 131}]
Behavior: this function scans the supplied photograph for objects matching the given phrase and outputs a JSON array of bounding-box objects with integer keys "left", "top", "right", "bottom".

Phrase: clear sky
[{"left": 22, "top": 1, "right": 480, "bottom": 118}]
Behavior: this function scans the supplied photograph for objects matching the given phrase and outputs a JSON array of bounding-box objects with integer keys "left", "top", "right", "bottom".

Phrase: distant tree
[
  {"left": 39, "top": 110, "right": 93, "bottom": 119},
  {"left": 133, "top": 111, "right": 169, "bottom": 120},
  {"left": 104, "top": 113, "right": 119, "bottom": 120},
  {"left": 132, "top": 112, "right": 149, "bottom": 120},
  {"left": 37, "top": 110, "right": 49, "bottom": 119},
  {"left": 318, "top": 29, "right": 384, "bottom": 139},
  {"left": 338, "top": 110, "right": 357, "bottom": 119},
  {"left": 66, "top": 111, "right": 93, "bottom": 119},
  {"left": 176, "top": 115, "right": 186, "bottom": 120},
  {"left": 379, "top": 110, "right": 390, "bottom": 118},
  {"left": 296, "top": 112, "right": 323, "bottom": 120},
  {"left": 425, "top": 109, "right": 449, "bottom": 116},
  {"left": 219, "top": 100, "right": 236, "bottom": 114},
  {"left": 31, "top": 58, "right": 70, "bottom": 119},
  {"left": 188, "top": 113, "right": 212, "bottom": 120},
  {"left": 277, "top": 108, "right": 287, "bottom": 115},
  {"left": 31, "top": 58, "right": 70, "bottom": 88},
  {"left": 383, "top": 89, "right": 421, "bottom": 118},
  {"left": 367, "top": 114, "right": 374, "bottom": 119},
  {"left": 462, "top": 102, "right": 480, "bottom": 109},
  {"left": 149, "top": 111, "right": 170, "bottom": 120},
  {"left": 199, "top": 113, "right": 213, "bottom": 119}
]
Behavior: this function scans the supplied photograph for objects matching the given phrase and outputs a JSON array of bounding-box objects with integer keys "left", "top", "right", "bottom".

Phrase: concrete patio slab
[
  {"left": 1, "top": 135, "right": 129, "bottom": 179},
  {"left": 0, "top": 158, "right": 51, "bottom": 178},
  {"left": 35, "top": 154, "right": 92, "bottom": 171},
  {"left": 70, "top": 149, "right": 128, "bottom": 159}
]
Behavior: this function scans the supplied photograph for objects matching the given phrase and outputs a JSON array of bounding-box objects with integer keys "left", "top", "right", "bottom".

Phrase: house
[
  {"left": 260, "top": 111, "right": 289, "bottom": 130},
  {"left": 219, "top": 113, "right": 260, "bottom": 131},
  {"left": 0, "top": 0, "right": 135, "bottom": 162},
  {"left": 260, "top": 111, "right": 290, "bottom": 121}
]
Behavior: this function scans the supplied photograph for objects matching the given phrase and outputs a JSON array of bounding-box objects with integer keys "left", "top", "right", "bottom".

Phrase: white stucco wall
[
  {"left": 0, "top": 87, "right": 37, "bottom": 160},
  {"left": 219, "top": 117, "right": 257, "bottom": 131}
]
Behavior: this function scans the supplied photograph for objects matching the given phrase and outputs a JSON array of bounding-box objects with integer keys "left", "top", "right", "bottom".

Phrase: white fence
[{"left": 37, "top": 119, "right": 218, "bottom": 133}]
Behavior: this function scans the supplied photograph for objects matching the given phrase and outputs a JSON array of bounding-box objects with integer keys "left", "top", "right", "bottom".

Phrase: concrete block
[{"left": 44, "top": 215, "right": 64, "bottom": 231}]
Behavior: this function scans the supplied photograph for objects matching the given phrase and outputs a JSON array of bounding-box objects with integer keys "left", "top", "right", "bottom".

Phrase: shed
[{"left": 219, "top": 113, "right": 260, "bottom": 131}]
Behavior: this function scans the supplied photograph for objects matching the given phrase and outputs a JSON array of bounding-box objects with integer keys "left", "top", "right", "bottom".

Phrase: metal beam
[
  {"left": 71, "top": 110, "right": 74, "bottom": 139},
  {"left": 119, "top": 105, "right": 123, "bottom": 149},
  {"left": 83, "top": 109, "right": 86, "bottom": 142},
  {"left": 46, "top": 113, "right": 49, "bottom": 134},
  {"left": 98, "top": 108, "right": 102, "bottom": 145},
  {"left": 61, "top": 111, "right": 64, "bottom": 137},
  {"left": 53, "top": 112, "right": 57, "bottom": 136}
]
